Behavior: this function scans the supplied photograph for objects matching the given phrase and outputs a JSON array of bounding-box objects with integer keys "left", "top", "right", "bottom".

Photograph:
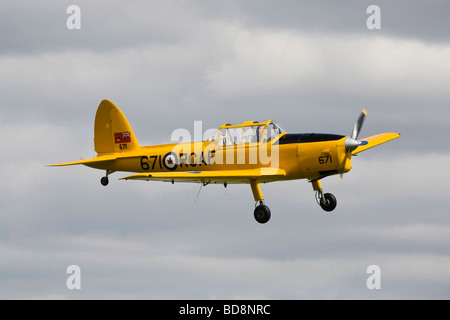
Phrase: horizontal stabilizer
[
  {"left": 120, "top": 167, "right": 286, "bottom": 184},
  {"left": 352, "top": 132, "right": 400, "bottom": 155},
  {"left": 48, "top": 154, "right": 117, "bottom": 167}
]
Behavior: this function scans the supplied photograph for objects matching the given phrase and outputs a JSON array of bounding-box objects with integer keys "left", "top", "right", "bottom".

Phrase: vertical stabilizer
[{"left": 94, "top": 100, "right": 140, "bottom": 154}]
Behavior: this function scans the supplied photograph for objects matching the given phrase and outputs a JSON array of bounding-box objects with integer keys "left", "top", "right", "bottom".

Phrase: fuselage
[{"left": 86, "top": 132, "right": 351, "bottom": 183}]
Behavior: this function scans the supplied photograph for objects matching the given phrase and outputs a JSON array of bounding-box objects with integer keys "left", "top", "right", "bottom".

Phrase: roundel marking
[{"left": 163, "top": 152, "right": 178, "bottom": 171}]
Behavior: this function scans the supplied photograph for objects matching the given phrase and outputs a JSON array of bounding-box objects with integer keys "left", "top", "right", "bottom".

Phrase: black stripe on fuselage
[{"left": 278, "top": 133, "right": 345, "bottom": 145}]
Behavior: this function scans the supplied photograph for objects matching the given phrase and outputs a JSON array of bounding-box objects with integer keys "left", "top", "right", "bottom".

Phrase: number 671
[{"left": 319, "top": 155, "right": 332, "bottom": 164}]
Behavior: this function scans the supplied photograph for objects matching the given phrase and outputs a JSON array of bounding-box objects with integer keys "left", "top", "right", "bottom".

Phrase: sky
[{"left": 1, "top": 0, "right": 450, "bottom": 299}]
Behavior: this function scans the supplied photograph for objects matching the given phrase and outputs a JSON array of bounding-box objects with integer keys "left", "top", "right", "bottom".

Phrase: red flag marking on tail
[{"left": 114, "top": 132, "right": 131, "bottom": 143}]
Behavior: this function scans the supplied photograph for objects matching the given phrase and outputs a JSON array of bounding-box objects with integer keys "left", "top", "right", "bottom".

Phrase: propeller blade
[
  {"left": 341, "top": 109, "right": 367, "bottom": 181},
  {"left": 351, "top": 109, "right": 367, "bottom": 140}
]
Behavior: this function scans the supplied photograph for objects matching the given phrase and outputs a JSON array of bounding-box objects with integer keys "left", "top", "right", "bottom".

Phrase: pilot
[
  {"left": 220, "top": 129, "right": 227, "bottom": 145},
  {"left": 256, "top": 125, "right": 265, "bottom": 143}
]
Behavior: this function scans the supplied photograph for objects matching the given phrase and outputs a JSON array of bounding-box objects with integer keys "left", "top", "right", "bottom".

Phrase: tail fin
[{"left": 94, "top": 99, "right": 140, "bottom": 154}]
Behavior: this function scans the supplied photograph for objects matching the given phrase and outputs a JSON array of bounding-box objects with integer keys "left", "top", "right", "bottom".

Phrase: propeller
[
  {"left": 352, "top": 109, "right": 367, "bottom": 140},
  {"left": 340, "top": 109, "right": 367, "bottom": 180}
]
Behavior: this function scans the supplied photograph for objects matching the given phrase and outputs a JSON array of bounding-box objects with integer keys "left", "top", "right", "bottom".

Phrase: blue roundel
[
  {"left": 163, "top": 152, "right": 178, "bottom": 171},
  {"left": 359, "top": 141, "right": 369, "bottom": 146}
]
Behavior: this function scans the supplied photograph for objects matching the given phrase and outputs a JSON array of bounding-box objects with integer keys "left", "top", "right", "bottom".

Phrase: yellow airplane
[{"left": 50, "top": 99, "right": 399, "bottom": 223}]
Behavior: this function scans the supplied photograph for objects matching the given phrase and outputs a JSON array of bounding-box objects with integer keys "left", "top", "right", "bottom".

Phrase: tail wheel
[
  {"left": 319, "top": 193, "right": 337, "bottom": 212},
  {"left": 100, "top": 170, "right": 114, "bottom": 186},
  {"left": 254, "top": 204, "right": 271, "bottom": 224}
]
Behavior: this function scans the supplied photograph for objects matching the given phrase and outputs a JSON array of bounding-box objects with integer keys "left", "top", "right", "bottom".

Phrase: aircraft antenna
[{"left": 194, "top": 183, "right": 203, "bottom": 203}]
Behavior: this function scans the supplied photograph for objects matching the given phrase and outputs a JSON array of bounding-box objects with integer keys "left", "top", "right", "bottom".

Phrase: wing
[
  {"left": 120, "top": 167, "right": 286, "bottom": 184},
  {"left": 352, "top": 132, "right": 400, "bottom": 155}
]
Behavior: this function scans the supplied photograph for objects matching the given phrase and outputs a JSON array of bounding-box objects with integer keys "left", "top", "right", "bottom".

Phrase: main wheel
[
  {"left": 100, "top": 176, "right": 109, "bottom": 186},
  {"left": 254, "top": 205, "right": 271, "bottom": 224},
  {"left": 320, "top": 193, "right": 337, "bottom": 212}
]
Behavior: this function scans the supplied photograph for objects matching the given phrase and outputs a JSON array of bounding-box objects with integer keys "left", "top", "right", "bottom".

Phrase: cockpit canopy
[{"left": 207, "top": 120, "right": 285, "bottom": 146}]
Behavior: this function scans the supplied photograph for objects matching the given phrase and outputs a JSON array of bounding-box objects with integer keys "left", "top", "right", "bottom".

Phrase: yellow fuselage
[{"left": 86, "top": 133, "right": 351, "bottom": 183}]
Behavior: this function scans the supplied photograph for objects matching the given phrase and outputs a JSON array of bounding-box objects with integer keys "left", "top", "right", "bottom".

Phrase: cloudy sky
[{"left": 1, "top": 0, "right": 450, "bottom": 299}]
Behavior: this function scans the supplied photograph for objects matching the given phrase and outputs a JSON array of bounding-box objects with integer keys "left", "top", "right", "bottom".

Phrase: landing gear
[
  {"left": 100, "top": 176, "right": 109, "bottom": 186},
  {"left": 250, "top": 180, "right": 271, "bottom": 224},
  {"left": 254, "top": 202, "right": 271, "bottom": 224},
  {"left": 312, "top": 179, "right": 337, "bottom": 212},
  {"left": 318, "top": 192, "right": 337, "bottom": 212},
  {"left": 100, "top": 170, "right": 114, "bottom": 186}
]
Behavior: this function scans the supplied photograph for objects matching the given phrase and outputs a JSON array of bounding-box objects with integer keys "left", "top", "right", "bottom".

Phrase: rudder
[{"left": 94, "top": 100, "right": 140, "bottom": 154}]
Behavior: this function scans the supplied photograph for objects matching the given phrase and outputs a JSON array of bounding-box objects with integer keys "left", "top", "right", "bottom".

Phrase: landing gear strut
[
  {"left": 312, "top": 179, "right": 337, "bottom": 212},
  {"left": 250, "top": 180, "right": 271, "bottom": 224},
  {"left": 100, "top": 170, "right": 114, "bottom": 186}
]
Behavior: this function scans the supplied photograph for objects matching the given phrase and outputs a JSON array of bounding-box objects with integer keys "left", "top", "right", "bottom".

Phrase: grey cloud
[
  {"left": 0, "top": 1, "right": 212, "bottom": 55},
  {"left": 224, "top": 0, "right": 450, "bottom": 44},
  {"left": 2, "top": 0, "right": 449, "bottom": 57}
]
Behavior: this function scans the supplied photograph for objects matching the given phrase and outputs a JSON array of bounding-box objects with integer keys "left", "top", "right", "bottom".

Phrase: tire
[
  {"left": 100, "top": 176, "right": 109, "bottom": 186},
  {"left": 254, "top": 205, "right": 271, "bottom": 224},
  {"left": 320, "top": 193, "right": 337, "bottom": 212}
]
